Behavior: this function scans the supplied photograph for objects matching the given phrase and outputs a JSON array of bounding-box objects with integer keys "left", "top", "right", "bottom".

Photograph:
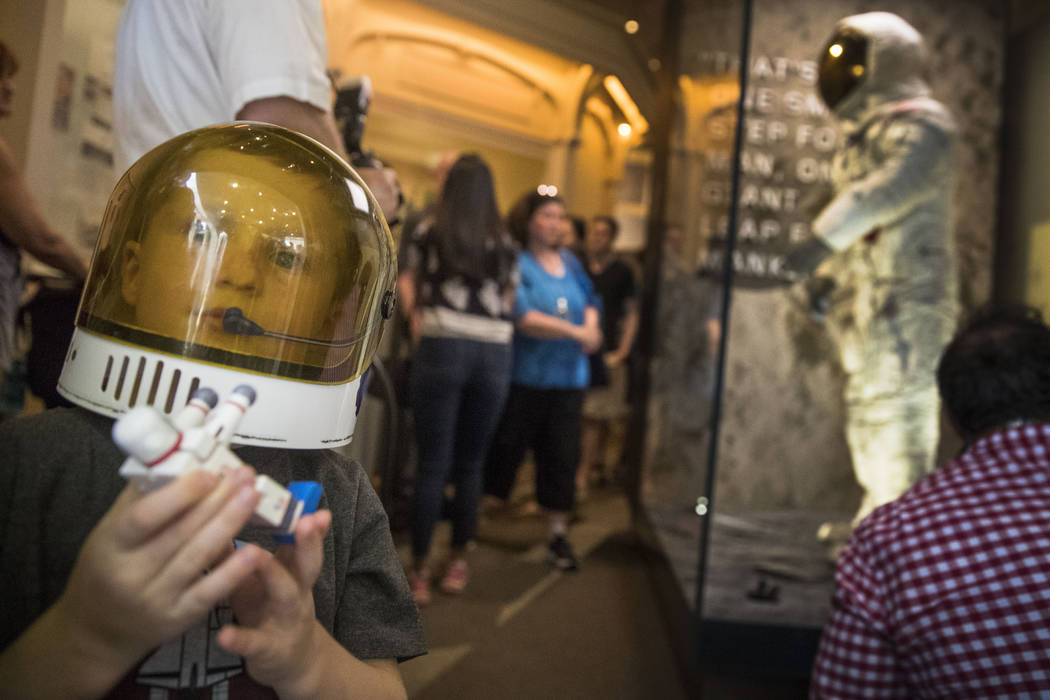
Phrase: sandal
[
  {"left": 409, "top": 568, "right": 432, "bottom": 606},
  {"left": 439, "top": 559, "right": 469, "bottom": 594}
]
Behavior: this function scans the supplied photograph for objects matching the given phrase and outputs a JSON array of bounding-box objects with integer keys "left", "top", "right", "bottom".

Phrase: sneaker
[
  {"left": 546, "top": 536, "right": 579, "bottom": 572},
  {"left": 516, "top": 499, "right": 541, "bottom": 517},
  {"left": 439, "top": 559, "right": 469, "bottom": 594},
  {"left": 408, "top": 569, "right": 431, "bottom": 606}
]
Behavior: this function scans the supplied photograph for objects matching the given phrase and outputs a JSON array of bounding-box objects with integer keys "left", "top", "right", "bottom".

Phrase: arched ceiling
[
  {"left": 324, "top": 0, "right": 651, "bottom": 147},
  {"left": 412, "top": 0, "right": 667, "bottom": 121}
]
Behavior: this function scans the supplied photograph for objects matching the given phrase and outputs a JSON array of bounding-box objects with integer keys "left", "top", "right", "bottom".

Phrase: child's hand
[
  {"left": 217, "top": 509, "right": 333, "bottom": 694},
  {"left": 53, "top": 466, "right": 265, "bottom": 673}
]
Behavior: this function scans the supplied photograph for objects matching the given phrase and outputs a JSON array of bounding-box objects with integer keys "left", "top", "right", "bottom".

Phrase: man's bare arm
[
  {"left": 236, "top": 96, "right": 400, "bottom": 216},
  {"left": 0, "top": 137, "right": 88, "bottom": 279}
]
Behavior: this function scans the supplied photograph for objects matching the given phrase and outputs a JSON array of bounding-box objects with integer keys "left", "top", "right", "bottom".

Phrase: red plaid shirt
[{"left": 811, "top": 423, "right": 1050, "bottom": 698}]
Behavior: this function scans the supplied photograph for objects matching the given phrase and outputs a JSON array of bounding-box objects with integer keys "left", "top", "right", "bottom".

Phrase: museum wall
[
  {"left": 645, "top": 0, "right": 1004, "bottom": 514},
  {"left": 0, "top": 1, "right": 49, "bottom": 170},
  {"left": 0, "top": 0, "right": 124, "bottom": 268}
]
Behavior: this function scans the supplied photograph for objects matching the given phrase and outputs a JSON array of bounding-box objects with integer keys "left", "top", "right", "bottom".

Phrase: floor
[
  {"left": 642, "top": 495, "right": 844, "bottom": 627},
  {"left": 393, "top": 481, "right": 816, "bottom": 699},
  {"left": 395, "top": 487, "right": 693, "bottom": 699}
]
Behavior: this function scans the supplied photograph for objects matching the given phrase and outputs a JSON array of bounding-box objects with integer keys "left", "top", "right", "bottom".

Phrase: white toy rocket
[{"left": 112, "top": 385, "right": 322, "bottom": 543}]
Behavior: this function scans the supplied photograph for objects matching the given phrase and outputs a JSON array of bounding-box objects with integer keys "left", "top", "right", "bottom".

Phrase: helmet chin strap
[{"left": 222, "top": 307, "right": 362, "bottom": 348}]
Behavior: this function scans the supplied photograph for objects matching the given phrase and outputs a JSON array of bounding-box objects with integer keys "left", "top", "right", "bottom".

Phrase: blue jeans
[{"left": 410, "top": 336, "right": 512, "bottom": 560}]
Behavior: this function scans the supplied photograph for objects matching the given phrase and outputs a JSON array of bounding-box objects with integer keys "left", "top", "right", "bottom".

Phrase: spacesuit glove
[
  {"left": 50, "top": 467, "right": 264, "bottom": 684},
  {"left": 218, "top": 509, "right": 332, "bottom": 697},
  {"left": 805, "top": 276, "right": 837, "bottom": 322},
  {"left": 782, "top": 237, "right": 834, "bottom": 281}
]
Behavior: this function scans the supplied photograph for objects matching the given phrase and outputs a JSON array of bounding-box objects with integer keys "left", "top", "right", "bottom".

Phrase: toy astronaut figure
[
  {"left": 112, "top": 384, "right": 323, "bottom": 542},
  {"left": 784, "top": 12, "right": 959, "bottom": 529}
]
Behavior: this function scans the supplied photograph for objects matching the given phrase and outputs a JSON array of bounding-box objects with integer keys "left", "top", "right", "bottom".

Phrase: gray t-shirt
[{"left": 0, "top": 407, "right": 426, "bottom": 697}]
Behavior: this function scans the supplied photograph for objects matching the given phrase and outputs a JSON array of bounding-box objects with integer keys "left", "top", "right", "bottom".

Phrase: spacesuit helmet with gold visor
[
  {"left": 58, "top": 122, "right": 397, "bottom": 448},
  {"left": 817, "top": 12, "right": 928, "bottom": 117}
]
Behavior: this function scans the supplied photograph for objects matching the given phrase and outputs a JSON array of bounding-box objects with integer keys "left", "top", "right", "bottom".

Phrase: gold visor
[{"left": 78, "top": 123, "right": 395, "bottom": 383}]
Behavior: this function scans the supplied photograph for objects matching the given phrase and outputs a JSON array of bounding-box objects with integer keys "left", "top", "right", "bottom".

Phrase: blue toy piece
[{"left": 273, "top": 481, "right": 324, "bottom": 544}]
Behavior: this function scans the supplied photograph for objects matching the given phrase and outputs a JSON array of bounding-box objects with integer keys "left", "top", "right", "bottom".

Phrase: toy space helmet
[
  {"left": 57, "top": 123, "right": 397, "bottom": 448},
  {"left": 817, "top": 12, "right": 927, "bottom": 115}
]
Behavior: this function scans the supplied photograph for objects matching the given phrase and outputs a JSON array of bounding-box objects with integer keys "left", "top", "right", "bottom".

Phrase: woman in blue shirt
[{"left": 484, "top": 190, "right": 601, "bottom": 571}]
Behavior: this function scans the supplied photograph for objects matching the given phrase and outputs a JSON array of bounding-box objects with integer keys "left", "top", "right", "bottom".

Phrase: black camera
[
  {"left": 332, "top": 74, "right": 404, "bottom": 222},
  {"left": 333, "top": 75, "right": 378, "bottom": 169}
]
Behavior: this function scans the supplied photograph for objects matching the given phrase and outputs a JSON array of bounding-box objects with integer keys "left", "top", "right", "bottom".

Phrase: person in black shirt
[{"left": 577, "top": 215, "right": 638, "bottom": 497}]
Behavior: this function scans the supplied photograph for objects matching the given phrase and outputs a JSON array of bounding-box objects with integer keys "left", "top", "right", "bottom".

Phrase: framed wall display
[{"left": 24, "top": 0, "right": 124, "bottom": 272}]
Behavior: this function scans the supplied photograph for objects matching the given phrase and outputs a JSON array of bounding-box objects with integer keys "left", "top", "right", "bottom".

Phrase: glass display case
[{"left": 633, "top": 0, "right": 1004, "bottom": 680}]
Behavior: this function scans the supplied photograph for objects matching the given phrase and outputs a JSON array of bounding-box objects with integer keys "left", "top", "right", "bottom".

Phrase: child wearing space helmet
[{"left": 0, "top": 123, "right": 425, "bottom": 697}]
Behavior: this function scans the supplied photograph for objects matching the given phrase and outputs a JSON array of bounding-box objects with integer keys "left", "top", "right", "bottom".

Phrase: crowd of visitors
[{"left": 396, "top": 151, "right": 642, "bottom": 598}]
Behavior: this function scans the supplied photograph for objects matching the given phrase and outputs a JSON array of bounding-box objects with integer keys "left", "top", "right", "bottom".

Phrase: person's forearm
[
  {"left": 516, "top": 310, "right": 580, "bottom": 341},
  {"left": 0, "top": 156, "right": 87, "bottom": 279},
  {"left": 615, "top": 308, "right": 639, "bottom": 357},
  {"left": 237, "top": 96, "right": 349, "bottom": 161},
  {"left": 277, "top": 622, "right": 405, "bottom": 700},
  {"left": 22, "top": 228, "right": 88, "bottom": 279},
  {"left": 397, "top": 271, "right": 420, "bottom": 343},
  {"left": 584, "top": 306, "right": 601, "bottom": 334},
  {"left": 0, "top": 599, "right": 136, "bottom": 699},
  {"left": 237, "top": 97, "right": 401, "bottom": 218}
]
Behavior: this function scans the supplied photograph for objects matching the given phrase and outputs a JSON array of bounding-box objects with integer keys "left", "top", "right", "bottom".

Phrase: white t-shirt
[{"left": 113, "top": 0, "right": 332, "bottom": 175}]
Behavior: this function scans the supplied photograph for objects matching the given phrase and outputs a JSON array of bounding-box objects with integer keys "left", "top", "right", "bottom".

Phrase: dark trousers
[
  {"left": 410, "top": 337, "right": 512, "bottom": 560},
  {"left": 485, "top": 384, "right": 585, "bottom": 513}
]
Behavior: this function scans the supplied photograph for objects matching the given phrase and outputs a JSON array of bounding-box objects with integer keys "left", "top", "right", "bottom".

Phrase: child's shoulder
[
  {"left": 236, "top": 447, "right": 365, "bottom": 486},
  {"left": 2, "top": 407, "right": 118, "bottom": 469}
]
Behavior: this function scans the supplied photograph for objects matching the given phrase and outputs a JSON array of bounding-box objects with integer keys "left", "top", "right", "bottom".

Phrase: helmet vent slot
[
  {"left": 165, "top": 370, "right": 182, "bottom": 414},
  {"left": 69, "top": 338, "right": 216, "bottom": 430},
  {"left": 101, "top": 355, "right": 114, "bottom": 392},
  {"left": 128, "top": 357, "right": 146, "bottom": 408},
  {"left": 147, "top": 361, "right": 164, "bottom": 406},
  {"left": 113, "top": 356, "right": 130, "bottom": 401}
]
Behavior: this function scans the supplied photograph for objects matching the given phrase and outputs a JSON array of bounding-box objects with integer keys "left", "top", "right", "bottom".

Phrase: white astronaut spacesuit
[{"left": 788, "top": 12, "right": 959, "bottom": 525}]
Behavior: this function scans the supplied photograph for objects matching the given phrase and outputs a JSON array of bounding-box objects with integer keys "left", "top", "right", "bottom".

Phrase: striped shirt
[
  {"left": 811, "top": 423, "right": 1050, "bottom": 698},
  {"left": 403, "top": 217, "right": 517, "bottom": 344}
]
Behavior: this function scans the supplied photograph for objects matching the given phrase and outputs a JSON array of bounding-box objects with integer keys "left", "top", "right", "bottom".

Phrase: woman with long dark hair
[
  {"left": 399, "top": 154, "right": 517, "bottom": 604},
  {"left": 483, "top": 189, "right": 602, "bottom": 571}
]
